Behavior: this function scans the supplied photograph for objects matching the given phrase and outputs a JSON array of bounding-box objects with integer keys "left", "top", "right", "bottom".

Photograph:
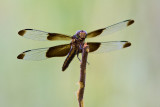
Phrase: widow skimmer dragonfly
[{"left": 17, "top": 19, "right": 134, "bottom": 71}]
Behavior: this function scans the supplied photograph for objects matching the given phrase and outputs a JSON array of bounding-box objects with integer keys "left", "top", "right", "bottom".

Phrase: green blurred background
[{"left": 0, "top": 0, "right": 160, "bottom": 107}]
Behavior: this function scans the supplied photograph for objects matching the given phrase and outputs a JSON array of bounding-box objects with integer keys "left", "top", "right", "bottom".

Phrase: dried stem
[{"left": 77, "top": 43, "right": 89, "bottom": 107}]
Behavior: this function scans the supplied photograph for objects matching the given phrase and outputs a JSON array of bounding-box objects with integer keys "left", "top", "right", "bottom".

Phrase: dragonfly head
[{"left": 76, "top": 30, "right": 87, "bottom": 39}]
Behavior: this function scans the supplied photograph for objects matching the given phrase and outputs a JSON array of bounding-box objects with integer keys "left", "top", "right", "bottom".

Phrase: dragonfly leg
[
  {"left": 87, "top": 61, "right": 90, "bottom": 65},
  {"left": 77, "top": 50, "right": 90, "bottom": 65},
  {"left": 77, "top": 51, "right": 81, "bottom": 62}
]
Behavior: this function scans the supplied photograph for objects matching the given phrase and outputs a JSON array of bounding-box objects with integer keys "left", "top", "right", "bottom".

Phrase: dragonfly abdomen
[{"left": 62, "top": 46, "right": 77, "bottom": 71}]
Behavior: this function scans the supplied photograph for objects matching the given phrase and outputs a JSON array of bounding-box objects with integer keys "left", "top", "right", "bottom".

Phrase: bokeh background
[{"left": 0, "top": 0, "right": 160, "bottom": 107}]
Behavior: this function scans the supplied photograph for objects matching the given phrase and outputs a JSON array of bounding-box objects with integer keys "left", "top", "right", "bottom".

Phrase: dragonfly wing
[
  {"left": 18, "top": 29, "right": 72, "bottom": 41},
  {"left": 87, "top": 41, "right": 131, "bottom": 53},
  {"left": 17, "top": 44, "right": 71, "bottom": 60},
  {"left": 87, "top": 19, "right": 134, "bottom": 38}
]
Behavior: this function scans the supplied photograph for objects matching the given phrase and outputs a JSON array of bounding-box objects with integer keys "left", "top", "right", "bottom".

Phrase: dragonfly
[{"left": 17, "top": 19, "right": 134, "bottom": 71}]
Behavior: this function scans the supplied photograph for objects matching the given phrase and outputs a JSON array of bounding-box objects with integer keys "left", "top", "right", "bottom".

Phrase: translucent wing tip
[
  {"left": 18, "top": 29, "right": 33, "bottom": 36},
  {"left": 17, "top": 50, "right": 32, "bottom": 59},
  {"left": 127, "top": 20, "right": 134, "bottom": 26}
]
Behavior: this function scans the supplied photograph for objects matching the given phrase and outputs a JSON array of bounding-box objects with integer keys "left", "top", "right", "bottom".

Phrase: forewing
[
  {"left": 18, "top": 29, "right": 72, "bottom": 41},
  {"left": 17, "top": 44, "right": 71, "bottom": 60},
  {"left": 87, "top": 19, "right": 134, "bottom": 38},
  {"left": 87, "top": 41, "right": 131, "bottom": 53}
]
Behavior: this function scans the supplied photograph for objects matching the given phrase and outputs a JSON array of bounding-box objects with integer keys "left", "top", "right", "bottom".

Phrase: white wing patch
[
  {"left": 18, "top": 29, "right": 50, "bottom": 41},
  {"left": 17, "top": 47, "right": 49, "bottom": 60},
  {"left": 101, "top": 20, "right": 134, "bottom": 36},
  {"left": 92, "top": 41, "right": 131, "bottom": 54}
]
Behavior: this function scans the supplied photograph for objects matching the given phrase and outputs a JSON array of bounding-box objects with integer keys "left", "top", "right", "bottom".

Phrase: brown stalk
[{"left": 77, "top": 43, "right": 89, "bottom": 107}]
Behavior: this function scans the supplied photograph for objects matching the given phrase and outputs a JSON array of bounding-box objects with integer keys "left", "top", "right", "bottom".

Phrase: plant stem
[{"left": 77, "top": 43, "right": 89, "bottom": 107}]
